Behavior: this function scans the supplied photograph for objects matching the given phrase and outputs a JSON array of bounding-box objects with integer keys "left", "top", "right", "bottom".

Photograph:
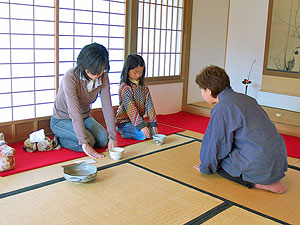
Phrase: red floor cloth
[
  {"left": 157, "top": 111, "right": 210, "bottom": 134},
  {"left": 0, "top": 124, "right": 184, "bottom": 177},
  {"left": 157, "top": 111, "right": 300, "bottom": 159},
  {"left": 281, "top": 134, "right": 300, "bottom": 159}
]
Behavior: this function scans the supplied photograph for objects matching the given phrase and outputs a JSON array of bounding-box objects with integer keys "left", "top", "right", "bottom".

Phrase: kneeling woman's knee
[
  {"left": 86, "top": 132, "right": 96, "bottom": 147},
  {"left": 96, "top": 131, "right": 109, "bottom": 148}
]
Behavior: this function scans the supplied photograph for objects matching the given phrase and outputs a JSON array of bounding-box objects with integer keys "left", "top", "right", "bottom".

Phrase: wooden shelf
[{"left": 183, "top": 102, "right": 213, "bottom": 118}]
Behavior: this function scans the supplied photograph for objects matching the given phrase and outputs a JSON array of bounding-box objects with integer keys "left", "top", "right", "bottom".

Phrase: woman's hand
[
  {"left": 82, "top": 143, "right": 104, "bottom": 159},
  {"left": 141, "top": 127, "right": 151, "bottom": 138},
  {"left": 107, "top": 139, "right": 117, "bottom": 151}
]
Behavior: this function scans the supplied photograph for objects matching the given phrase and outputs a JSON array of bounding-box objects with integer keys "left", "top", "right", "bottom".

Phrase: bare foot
[
  {"left": 194, "top": 164, "right": 200, "bottom": 171},
  {"left": 255, "top": 180, "right": 287, "bottom": 194}
]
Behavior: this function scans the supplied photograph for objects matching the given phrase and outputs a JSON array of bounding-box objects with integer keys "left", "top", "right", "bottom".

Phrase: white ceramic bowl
[
  {"left": 109, "top": 147, "right": 125, "bottom": 160},
  {"left": 153, "top": 134, "right": 166, "bottom": 145},
  {"left": 63, "top": 163, "right": 97, "bottom": 183}
]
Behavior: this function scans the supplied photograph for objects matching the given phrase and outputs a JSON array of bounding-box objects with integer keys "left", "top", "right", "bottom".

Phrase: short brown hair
[{"left": 195, "top": 65, "right": 230, "bottom": 98}]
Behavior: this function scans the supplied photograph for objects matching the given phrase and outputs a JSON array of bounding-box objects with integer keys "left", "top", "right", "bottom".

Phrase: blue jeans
[
  {"left": 50, "top": 116, "right": 108, "bottom": 151},
  {"left": 117, "top": 122, "right": 154, "bottom": 140}
]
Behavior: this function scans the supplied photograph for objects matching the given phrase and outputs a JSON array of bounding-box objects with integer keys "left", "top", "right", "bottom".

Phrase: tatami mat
[
  {"left": 177, "top": 130, "right": 204, "bottom": 140},
  {"left": 1, "top": 130, "right": 299, "bottom": 224},
  {"left": 0, "top": 164, "right": 222, "bottom": 225},
  {"left": 202, "top": 206, "right": 280, "bottom": 225},
  {"left": 0, "top": 134, "right": 193, "bottom": 194},
  {"left": 132, "top": 141, "right": 300, "bottom": 224},
  {"left": 287, "top": 156, "right": 300, "bottom": 166},
  {"left": 294, "top": 160, "right": 300, "bottom": 168}
]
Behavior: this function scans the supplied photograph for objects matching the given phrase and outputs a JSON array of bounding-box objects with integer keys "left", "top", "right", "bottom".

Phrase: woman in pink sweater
[{"left": 50, "top": 43, "right": 117, "bottom": 159}]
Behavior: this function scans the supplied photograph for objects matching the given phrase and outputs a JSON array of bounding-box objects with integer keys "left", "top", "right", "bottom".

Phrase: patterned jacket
[{"left": 115, "top": 82, "right": 157, "bottom": 130}]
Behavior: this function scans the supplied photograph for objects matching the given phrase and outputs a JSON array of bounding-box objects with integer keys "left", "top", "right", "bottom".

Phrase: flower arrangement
[{"left": 242, "top": 59, "right": 256, "bottom": 95}]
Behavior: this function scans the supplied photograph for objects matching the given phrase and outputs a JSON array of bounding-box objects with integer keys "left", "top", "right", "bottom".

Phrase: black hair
[
  {"left": 120, "top": 54, "right": 146, "bottom": 85},
  {"left": 74, "top": 43, "right": 110, "bottom": 81}
]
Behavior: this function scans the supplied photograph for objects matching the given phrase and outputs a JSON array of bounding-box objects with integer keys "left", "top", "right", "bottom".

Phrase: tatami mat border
[
  {"left": 175, "top": 133, "right": 203, "bottom": 142},
  {"left": 288, "top": 165, "right": 300, "bottom": 171},
  {"left": 0, "top": 139, "right": 196, "bottom": 199},
  {"left": 0, "top": 177, "right": 65, "bottom": 199},
  {"left": 129, "top": 162, "right": 290, "bottom": 225},
  {"left": 184, "top": 202, "right": 233, "bottom": 225}
]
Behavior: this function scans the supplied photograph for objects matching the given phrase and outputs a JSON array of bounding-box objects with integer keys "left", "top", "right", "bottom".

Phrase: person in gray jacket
[
  {"left": 50, "top": 43, "right": 117, "bottom": 159},
  {"left": 194, "top": 65, "right": 288, "bottom": 194}
]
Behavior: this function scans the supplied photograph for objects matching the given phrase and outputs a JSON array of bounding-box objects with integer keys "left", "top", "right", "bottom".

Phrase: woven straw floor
[{"left": 0, "top": 131, "right": 299, "bottom": 224}]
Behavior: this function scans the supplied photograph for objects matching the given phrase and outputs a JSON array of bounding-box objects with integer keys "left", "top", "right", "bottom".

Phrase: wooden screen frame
[
  {"left": 0, "top": 0, "right": 193, "bottom": 143},
  {"left": 262, "top": 0, "right": 300, "bottom": 96}
]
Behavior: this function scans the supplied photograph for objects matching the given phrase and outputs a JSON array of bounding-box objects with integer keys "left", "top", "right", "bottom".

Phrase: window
[
  {"left": 0, "top": 0, "right": 56, "bottom": 122},
  {"left": 0, "top": 0, "right": 186, "bottom": 123},
  {"left": 0, "top": 0, "right": 125, "bottom": 122},
  {"left": 58, "top": 0, "right": 125, "bottom": 108},
  {"left": 137, "top": 0, "right": 183, "bottom": 79}
]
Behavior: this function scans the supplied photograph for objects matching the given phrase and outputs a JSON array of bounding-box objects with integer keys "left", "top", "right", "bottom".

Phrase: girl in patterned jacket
[{"left": 115, "top": 54, "right": 158, "bottom": 140}]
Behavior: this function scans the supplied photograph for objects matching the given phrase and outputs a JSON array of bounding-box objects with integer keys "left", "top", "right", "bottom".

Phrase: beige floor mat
[
  {"left": 177, "top": 130, "right": 204, "bottom": 140},
  {"left": 132, "top": 141, "right": 300, "bottom": 225},
  {"left": 288, "top": 156, "right": 300, "bottom": 167},
  {"left": 293, "top": 160, "right": 300, "bottom": 167},
  {"left": 0, "top": 134, "right": 193, "bottom": 194},
  {"left": 0, "top": 164, "right": 222, "bottom": 225},
  {"left": 202, "top": 206, "right": 280, "bottom": 225},
  {"left": 287, "top": 156, "right": 300, "bottom": 166}
]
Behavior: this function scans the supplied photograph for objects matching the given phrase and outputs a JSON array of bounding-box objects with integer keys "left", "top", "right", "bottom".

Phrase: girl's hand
[
  {"left": 141, "top": 127, "right": 151, "bottom": 138},
  {"left": 152, "top": 127, "right": 159, "bottom": 135},
  {"left": 82, "top": 143, "right": 104, "bottom": 159},
  {"left": 107, "top": 139, "right": 117, "bottom": 151}
]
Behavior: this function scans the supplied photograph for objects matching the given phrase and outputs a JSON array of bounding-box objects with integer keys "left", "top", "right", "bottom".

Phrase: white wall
[
  {"left": 225, "top": 0, "right": 268, "bottom": 97},
  {"left": 226, "top": 0, "right": 300, "bottom": 112},
  {"left": 187, "top": 0, "right": 229, "bottom": 104},
  {"left": 149, "top": 83, "right": 183, "bottom": 115},
  {"left": 188, "top": 0, "right": 300, "bottom": 112}
]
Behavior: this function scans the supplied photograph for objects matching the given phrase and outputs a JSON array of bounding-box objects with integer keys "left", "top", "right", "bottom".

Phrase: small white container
[
  {"left": 153, "top": 134, "right": 166, "bottom": 145},
  {"left": 109, "top": 147, "right": 125, "bottom": 160}
]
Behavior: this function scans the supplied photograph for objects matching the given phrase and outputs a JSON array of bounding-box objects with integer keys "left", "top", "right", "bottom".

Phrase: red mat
[
  {"left": 281, "top": 134, "right": 300, "bottom": 159},
  {"left": 157, "top": 111, "right": 300, "bottom": 159},
  {"left": 157, "top": 111, "right": 210, "bottom": 134},
  {"left": 0, "top": 124, "right": 184, "bottom": 177}
]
